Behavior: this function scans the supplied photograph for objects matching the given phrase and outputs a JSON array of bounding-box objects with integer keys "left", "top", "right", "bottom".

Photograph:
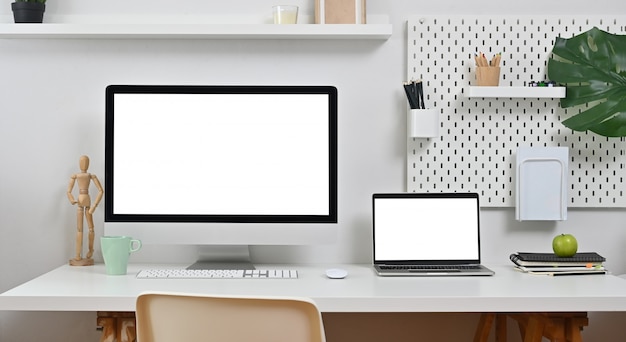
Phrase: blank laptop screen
[{"left": 373, "top": 195, "right": 480, "bottom": 262}]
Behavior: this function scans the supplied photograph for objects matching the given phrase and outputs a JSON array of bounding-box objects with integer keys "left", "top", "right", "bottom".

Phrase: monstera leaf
[{"left": 547, "top": 27, "right": 626, "bottom": 137}]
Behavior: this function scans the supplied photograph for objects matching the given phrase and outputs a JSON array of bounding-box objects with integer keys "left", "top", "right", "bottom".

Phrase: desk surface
[{"left": 2, "top": 264, "right": 626, "bottom": 313}]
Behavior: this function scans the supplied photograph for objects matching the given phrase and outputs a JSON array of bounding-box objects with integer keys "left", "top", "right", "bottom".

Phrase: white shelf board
[
  {"left": 0, "top": 23, "right": 392, "bottom": 39},
  {"left": 466, "top": 86, "right": 566, "bottom": 98}
]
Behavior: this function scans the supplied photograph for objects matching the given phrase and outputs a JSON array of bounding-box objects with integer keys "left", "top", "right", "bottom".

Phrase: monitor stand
[{"left": 187, "top": 245, "right": 255, "bottom": 270}]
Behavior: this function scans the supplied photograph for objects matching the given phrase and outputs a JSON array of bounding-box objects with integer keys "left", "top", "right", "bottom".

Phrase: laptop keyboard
[{"left": 379, "top": 265, "right": 481, "bottom": 271}]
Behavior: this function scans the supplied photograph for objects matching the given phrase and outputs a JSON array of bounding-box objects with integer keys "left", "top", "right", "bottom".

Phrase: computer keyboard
[{"left": 136, "top": 268, "right": 298, "bottom": 279}]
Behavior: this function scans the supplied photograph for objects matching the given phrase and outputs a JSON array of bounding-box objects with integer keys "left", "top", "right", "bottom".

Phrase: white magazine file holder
[{"left": 516, "top": 147, "right": 568, "bottom": 221}]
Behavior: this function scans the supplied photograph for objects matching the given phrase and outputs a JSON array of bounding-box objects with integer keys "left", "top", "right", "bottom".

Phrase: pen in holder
[
  {"left": 476, "top": 66, "right": 501, "bottom": 86},
  {"left": 403, "top": 79, "right": 439, "bottom": 138},
  {"left": 474, "top": 52, "right": 502, "bottom": 86}
]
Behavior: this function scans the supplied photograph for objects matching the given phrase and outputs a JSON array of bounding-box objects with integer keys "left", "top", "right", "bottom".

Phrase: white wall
[{"left": 1, "top": 1, "right": 626, "bottom": 341}]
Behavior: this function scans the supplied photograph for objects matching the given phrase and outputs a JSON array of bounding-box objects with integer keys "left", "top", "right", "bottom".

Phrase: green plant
[{"left": 547, "top": 27, "right": 626, "bottom": 137}]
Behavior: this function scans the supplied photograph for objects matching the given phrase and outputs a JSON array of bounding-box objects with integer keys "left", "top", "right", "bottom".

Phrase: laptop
[{"left": 372, "top": 192, "right": 494, "bottom": 276}]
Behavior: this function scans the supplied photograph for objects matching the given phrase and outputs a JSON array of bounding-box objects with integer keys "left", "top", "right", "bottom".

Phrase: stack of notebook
[{"left": 510, "top": 252, "right": 607, "bottom": 275}]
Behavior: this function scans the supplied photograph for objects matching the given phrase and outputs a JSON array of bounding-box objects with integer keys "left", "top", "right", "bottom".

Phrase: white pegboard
[{"left": 407, "top": 16, "right": 626, "bottom": 207}]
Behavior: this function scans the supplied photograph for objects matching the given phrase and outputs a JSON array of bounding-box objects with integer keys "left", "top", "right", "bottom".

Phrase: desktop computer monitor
[{"left": 104, "top": 85, "right": 338, "bottom": 268}]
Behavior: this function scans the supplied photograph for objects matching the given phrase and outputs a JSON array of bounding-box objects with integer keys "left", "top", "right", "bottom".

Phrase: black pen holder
[{"left": 408, "top": 108, "right": 439, "bottom": 138}]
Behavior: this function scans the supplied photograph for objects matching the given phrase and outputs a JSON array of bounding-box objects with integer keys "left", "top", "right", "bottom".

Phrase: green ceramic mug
[{"left": 100, "top": 236, "right": 142, "bottom": 275}]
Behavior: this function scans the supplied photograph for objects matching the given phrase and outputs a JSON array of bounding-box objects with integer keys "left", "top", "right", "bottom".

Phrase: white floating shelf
[
  {"left": 466, "top": 86, "right": 566, "bottom": 98},
  {"left": 0, "top": 23, "right": 392, "bottom": 40}
]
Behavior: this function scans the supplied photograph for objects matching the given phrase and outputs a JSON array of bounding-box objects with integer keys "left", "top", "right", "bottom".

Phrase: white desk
[{"left": 2, "top": 263, "right": 626, "bottom": 313}]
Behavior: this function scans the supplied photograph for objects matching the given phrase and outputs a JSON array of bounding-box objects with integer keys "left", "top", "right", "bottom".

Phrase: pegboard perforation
[{"left": 407, "top": 15, "right": 626, "bottom": 207}]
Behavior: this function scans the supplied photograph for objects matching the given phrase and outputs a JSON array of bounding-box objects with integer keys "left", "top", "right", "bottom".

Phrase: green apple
[{"left": 552, "top": 234, "right": 578, "bottom": 257}]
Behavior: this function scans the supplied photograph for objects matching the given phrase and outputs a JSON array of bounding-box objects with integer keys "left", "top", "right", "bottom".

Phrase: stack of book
[{"left": 510, "top": 252, "right": 607, "bottom": 275}]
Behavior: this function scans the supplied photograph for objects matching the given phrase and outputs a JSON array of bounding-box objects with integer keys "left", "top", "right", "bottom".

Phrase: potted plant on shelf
[
  {"left": 11, "top": 0, "right": 46, "bottom": 23},
  {"left": 547, "top": 27, "right": 626, "bottom": 137}
]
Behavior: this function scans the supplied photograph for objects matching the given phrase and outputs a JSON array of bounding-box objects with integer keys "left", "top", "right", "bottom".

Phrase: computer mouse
[{"left": 325, "top": 268, "right": 348, "bottom": 279}]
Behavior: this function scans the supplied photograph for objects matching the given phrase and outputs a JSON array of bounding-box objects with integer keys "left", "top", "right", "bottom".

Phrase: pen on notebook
[{"left": 551, "top": 271, "right": 607, "bottom": 276}]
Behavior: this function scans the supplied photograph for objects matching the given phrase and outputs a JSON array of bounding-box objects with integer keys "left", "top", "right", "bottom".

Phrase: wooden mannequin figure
[{"left": 67, "top": 155, "right": 104, "bottom": 266}]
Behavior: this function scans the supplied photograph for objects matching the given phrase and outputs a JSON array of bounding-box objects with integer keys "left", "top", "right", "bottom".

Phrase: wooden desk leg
[
  {"left": 118, "top": 317, "right": 136, "bottom": 342},
  {"left": 473, "top": 313, "right": 495, "bottom": 342},
  {"left": 564, "top": 316, "right": 588, "bottom": 342},
  {"left": 97, "top": 316, "right": 116, "bottom": 342},
  {"left": 97, "top": 312, "right": 137, "bottom": 342},
  {"left": 495, "top": 314, "right": 507, "bottom": 342},
  {"left": 522, "top": 315, "right": 545, "bottom": 342}
]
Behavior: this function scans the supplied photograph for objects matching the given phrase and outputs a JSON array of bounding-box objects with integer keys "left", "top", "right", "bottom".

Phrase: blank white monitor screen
[
  {"left": 105, "top": 85, "right": 338, "bottom": 225},
  {"left": 373, "top": 194, "right": 480, "bottom": 261}
]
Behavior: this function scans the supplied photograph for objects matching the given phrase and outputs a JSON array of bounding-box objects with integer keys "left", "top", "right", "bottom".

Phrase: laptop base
[{"left": 374, "top": 264, "right": 495, "bottom": 277}]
